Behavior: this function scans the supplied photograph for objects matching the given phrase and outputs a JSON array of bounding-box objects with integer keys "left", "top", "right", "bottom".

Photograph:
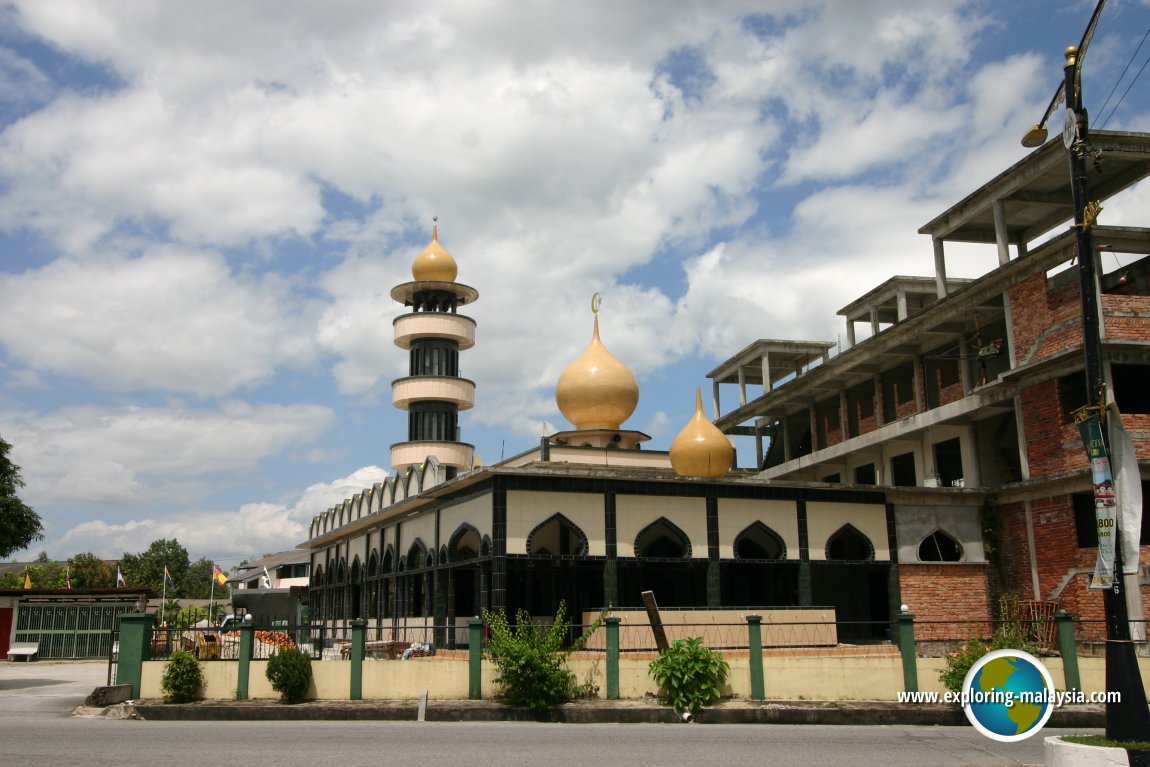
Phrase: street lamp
[{"left": 1043, "top": 43, "right": 1150, "bottom": 742}]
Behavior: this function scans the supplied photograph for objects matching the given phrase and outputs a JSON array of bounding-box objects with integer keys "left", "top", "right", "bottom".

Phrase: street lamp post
[{"left": 1061, "top": 44, "right": 1150, "bottom": 742}]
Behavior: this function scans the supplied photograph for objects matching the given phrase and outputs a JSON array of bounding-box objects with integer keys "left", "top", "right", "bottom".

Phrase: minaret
[{"left": 389, "top": 220, "right": 478, "bottom": 477}]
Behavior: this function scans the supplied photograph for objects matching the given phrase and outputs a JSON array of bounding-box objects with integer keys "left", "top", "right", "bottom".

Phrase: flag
[
  {"left": 116, "top": 567, "right": 126, "bottom": 587},
  {"left": 260, "top": 566, "right": 272, "bottom": 589},
  {"left": 213, "top": 565, "right": 228, "bottom": 587},
  {"left": 1109, "top": 401, "right": 1143, "bottom": 574},
  {"left": 65, "top": 566, "right": 71, "bottom": 590},
  {"left": 163, "top": 566, "right": 177, "bottom": 593},
  {"left": 23, "top": 570, "right": 31, "bottom": 589}
]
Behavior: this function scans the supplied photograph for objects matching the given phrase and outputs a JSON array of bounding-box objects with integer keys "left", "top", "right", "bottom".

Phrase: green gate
[{"left": 15, "top": 600, "right": 138, "bottom": 659}]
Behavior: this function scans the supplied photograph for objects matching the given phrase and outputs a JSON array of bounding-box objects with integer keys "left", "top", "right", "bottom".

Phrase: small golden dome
[
  {"left": 670, "top": 388, "right": 733, "bottom": 477},
  {"left": 556, "top": 315, "right": 639, "bottom": 430},
  {"left": 411, "top": 222, "right": 458, "bottom": 281}
]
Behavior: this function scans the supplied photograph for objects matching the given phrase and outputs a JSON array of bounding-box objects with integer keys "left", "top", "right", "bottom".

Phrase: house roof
[{"left": 232, "top": 549, "right": 309, "bottom": 576}]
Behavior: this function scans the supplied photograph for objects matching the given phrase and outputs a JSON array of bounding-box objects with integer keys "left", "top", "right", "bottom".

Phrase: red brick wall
[
  {"left": 1009, "top": 274, "right": 1084, "bottom": 365},
  {"left": 1101, "top": 293, "right": 1150, "bottom": 341},
  {"left": 996, "top": 494, "right": 1150, "bottom": 642},
  {"left": 900, "top": 563, "right": 990, "bottom": 640},
  {"left": 1019, "top": 381, "right": 1087, "bottom": 477}
]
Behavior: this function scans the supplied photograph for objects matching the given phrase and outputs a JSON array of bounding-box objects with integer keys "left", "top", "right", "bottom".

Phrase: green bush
[
  {"left": 266, "top": 647, "right": 313, "bottom": 703},
  {"left": 161, "top": 650, "right": 203, "bottom": 703},
  {"left": 484, "top": 600, "right": 603, "bottom": 711},
  {"left": 939, "top": 596, "right": 1042, "bottom": 692},
  {"left": 648, "top": 637, "right": 730, "bottom": 714}
]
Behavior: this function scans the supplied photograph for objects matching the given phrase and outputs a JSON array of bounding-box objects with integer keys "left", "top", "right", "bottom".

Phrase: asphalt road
[{"left": 0, "top": 661, "right": 1095, "bottom": 766}]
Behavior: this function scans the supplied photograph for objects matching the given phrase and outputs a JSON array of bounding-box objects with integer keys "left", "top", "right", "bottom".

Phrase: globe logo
[{"left": 962, "top": 649, "right": 1056, "bottom": 741}]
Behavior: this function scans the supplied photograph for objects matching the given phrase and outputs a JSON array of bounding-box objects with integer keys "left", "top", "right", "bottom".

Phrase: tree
[
  {"left": 119, "top": 538, "right": 190, "bottom": 593},
  {"left": 184, "top": 557, "right": 223, "bottom": 599},
  {"left": 68, "top": 552, "right": 116, "bottom": 588},
  {"left": 0, "top": 436, "right": 43, "bottom": 559}
]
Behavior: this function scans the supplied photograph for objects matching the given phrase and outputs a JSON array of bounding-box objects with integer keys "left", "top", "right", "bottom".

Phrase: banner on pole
[{"left": 1078, "top": 413, "right": 1117, "bottom": 590}]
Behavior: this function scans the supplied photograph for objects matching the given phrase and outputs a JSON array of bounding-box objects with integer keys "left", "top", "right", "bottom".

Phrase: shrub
[
  {"left": 266, "top": 647, "right": 313, "bottom": 703},
  {"left": 161, "top": 650, "right": 203, "bottom": 703},
  {"left": 484, "top": 600, "right": 603, "bottom": 711},
  {"left": 648, "top": 637, "right": 730, "bottom": 714},
  {"left": 939, "top": 595, "right": 1042, "bottom": 692}
]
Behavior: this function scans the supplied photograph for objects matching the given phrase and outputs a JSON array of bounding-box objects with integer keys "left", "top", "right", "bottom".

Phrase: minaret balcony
[
  {"left": 392, "top": 376, "right": 476, "bottom": 410},
  {"left": 393, "top": 312, "right": 476, "bottom": 350},
  {"left": 390, "top": 441, "right": 475, "bottom": 472}
]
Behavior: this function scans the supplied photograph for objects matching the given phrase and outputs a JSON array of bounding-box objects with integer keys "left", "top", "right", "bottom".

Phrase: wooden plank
[{"left": 641, "top": 591, "right": 669, "bottom": 651}]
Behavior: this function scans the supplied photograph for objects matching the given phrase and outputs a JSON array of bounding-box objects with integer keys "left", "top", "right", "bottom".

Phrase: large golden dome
[
  {"left": 556, "top": 315, "right": 639, "bottom": 430},
  {"left": 670, "top": 388, "right": 733, "bottom": 477},
  {"left": 411, "top": 223, "right": 458, "bottom": 282}
]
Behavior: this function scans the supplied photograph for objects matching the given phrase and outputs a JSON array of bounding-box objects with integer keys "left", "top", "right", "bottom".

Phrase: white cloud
[
  {"left": 2, "top": 401, "right": 336, "bottom": 505},
  {"left": 51, "top": 464, "right": 390, "bottom": 559},
  {"left": 0, "top": 248, "right": 317, "bottom": 395}
]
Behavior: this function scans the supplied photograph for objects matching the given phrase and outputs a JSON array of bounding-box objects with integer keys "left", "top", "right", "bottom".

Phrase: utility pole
[{"left": 1062, "top": 44, "right": 1150, "bottom": 742}]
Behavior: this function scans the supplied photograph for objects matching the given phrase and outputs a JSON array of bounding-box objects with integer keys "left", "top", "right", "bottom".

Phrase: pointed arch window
[
  {"left": 448, "top": 524, "right": 483, "bottom": 562},
  {"left": 825, "top": 524, "right": 875, "bottom": 561},
  {"left": 919, "top": 530, "right": 963, "bottom": 562},
  {"left": 635, "top": 517, "right": 692, "bottom": 559},
  {"left": 734, "top": 522, "right": 786, "bottom": 560},
  {"left": 406, "top": 539, "right": 428, "bottom": 570},
  {"left": 527, "top": 514, "right": 588, "bottom": 557}
]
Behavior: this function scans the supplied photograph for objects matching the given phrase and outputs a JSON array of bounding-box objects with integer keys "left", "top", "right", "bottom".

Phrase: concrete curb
[{"left": 124, "top": 699, "right": 1107, "bottom": 726}]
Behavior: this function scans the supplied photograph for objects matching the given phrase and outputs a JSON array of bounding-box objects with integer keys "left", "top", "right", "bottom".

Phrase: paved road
[{"left": 0, "top": 661, "right": 1095, "bottom": 766}]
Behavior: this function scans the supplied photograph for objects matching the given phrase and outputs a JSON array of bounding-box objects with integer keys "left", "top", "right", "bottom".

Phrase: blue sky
[{"left": 1, "top": 0, "right": 1148, "bottom": 566}]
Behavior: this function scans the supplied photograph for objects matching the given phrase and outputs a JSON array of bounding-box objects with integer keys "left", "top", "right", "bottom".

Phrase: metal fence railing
[{"left": 145, "top": 624, "right": 329, "bottom": 662}]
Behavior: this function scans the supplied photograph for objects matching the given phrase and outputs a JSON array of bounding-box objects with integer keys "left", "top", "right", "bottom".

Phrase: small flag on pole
[
  {"left": 23, "top": 570, "right": 32, "bottom": 589},
  {"left": 65, "top": 566, "right": 71, "bottom": 590},
  {"left": 260, "top": 566, "right": 272, "bottom": 589},
  {"left": 163, "top": 566, "right": 177, "bottom": 593},
  {"left": 116, "top": 567, "right": 126, "bottom": 587},
  {"left": 213, "top": 565, "right": 227, "bottom": 587}
]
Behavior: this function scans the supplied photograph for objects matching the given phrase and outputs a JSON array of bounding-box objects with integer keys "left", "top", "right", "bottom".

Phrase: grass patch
[{"left": 1063, "top": 735, "right": 1150, "bottom": 750}]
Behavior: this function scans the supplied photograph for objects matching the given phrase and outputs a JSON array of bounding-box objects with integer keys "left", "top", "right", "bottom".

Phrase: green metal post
[
  {"left": 1055, "top": 611, "right": 1081, "bottom": 692},
  {"left": 115, "top": 613, "right": 152, "bottom": 698},
  {"left": 747, "top": 615, "right": 765, "bottom": 701},
  {"left": 468, "top": 618, "right": 483, "bottom": 700},
  {"left": 350, "top": 619, "right": 365, "bottom": 701},
  {"left": 236, "top": 622, "right": 254, "bottom": 700},
  {"left": 605, "top": 617, "right": 620, "bottom": 700},
  {"left": 898, "top": 611, "right": 918, "bottom": 693}
]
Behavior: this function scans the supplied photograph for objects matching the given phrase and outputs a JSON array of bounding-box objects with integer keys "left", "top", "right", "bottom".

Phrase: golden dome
[
  {"left": 556, "top": 315, "right": 639, "bottom": 430},
  {"left": 670, "top": 388, "right": 733, "bottom": 477},
  {"left": 411, "top": 223, "right": 458, "bottom": 282}
]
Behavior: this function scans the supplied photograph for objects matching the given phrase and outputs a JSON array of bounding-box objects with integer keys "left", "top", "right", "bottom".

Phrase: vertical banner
[{"left": 1078, "top": 413, "right": 1116, "bottom": 589}]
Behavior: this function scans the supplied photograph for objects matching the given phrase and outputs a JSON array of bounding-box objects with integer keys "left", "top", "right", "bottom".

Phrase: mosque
[{"left": 303, "top": 225, "right": 991, "bottom": 644}]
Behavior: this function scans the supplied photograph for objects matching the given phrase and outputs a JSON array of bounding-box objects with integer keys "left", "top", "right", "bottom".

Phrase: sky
[{"left": 1, "top": 0, "right": 1149, "bottom": 567}]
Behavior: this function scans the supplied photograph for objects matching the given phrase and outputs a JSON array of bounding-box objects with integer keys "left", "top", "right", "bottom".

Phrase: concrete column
[
  {"left": 761, "top": 351, "right": 771, "bottom": 395},
  {"left": 350, "top": 619, "right": 365, "bottom": 700},
  {"left": 846, "top": 321, "right": 856, "bottom": 349},
  {"left": 737, "top": 366, "right": 747, "bottom": 407},
  {"left": 746, "top": 615, "right": 764, "bottom": 701},
  {"left": 898, "top": 611, "right": 918, "bottom": 693},
  {"left": 236, "top": 622, "right": 254, "bottom": 700},
  {"left": 114, "top": 613, "right": 152, "bottom": 699},
  {"left": 869, "top": 306, "right": 880, "bottom": 337},
  {"left": 933, "top": 237, "right": 948, "bottom": 298},
  {"left": 1055, "top": 612, "right": 1081, "bottom": 691},
  {"left": 468, "top": 618, "right": 483, "bottom": 700},
  {"left": 993, "top": 199, "right": 1010, "bottom": 266},
  {"left": 712, "top": 381, "right": 721, "bottom": 420},
  {"left": 896, "top": 289, "right": 909, "bottom": 321},
  {"left": 605, "top": 617, "right": 621, "bottom": 700}
]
